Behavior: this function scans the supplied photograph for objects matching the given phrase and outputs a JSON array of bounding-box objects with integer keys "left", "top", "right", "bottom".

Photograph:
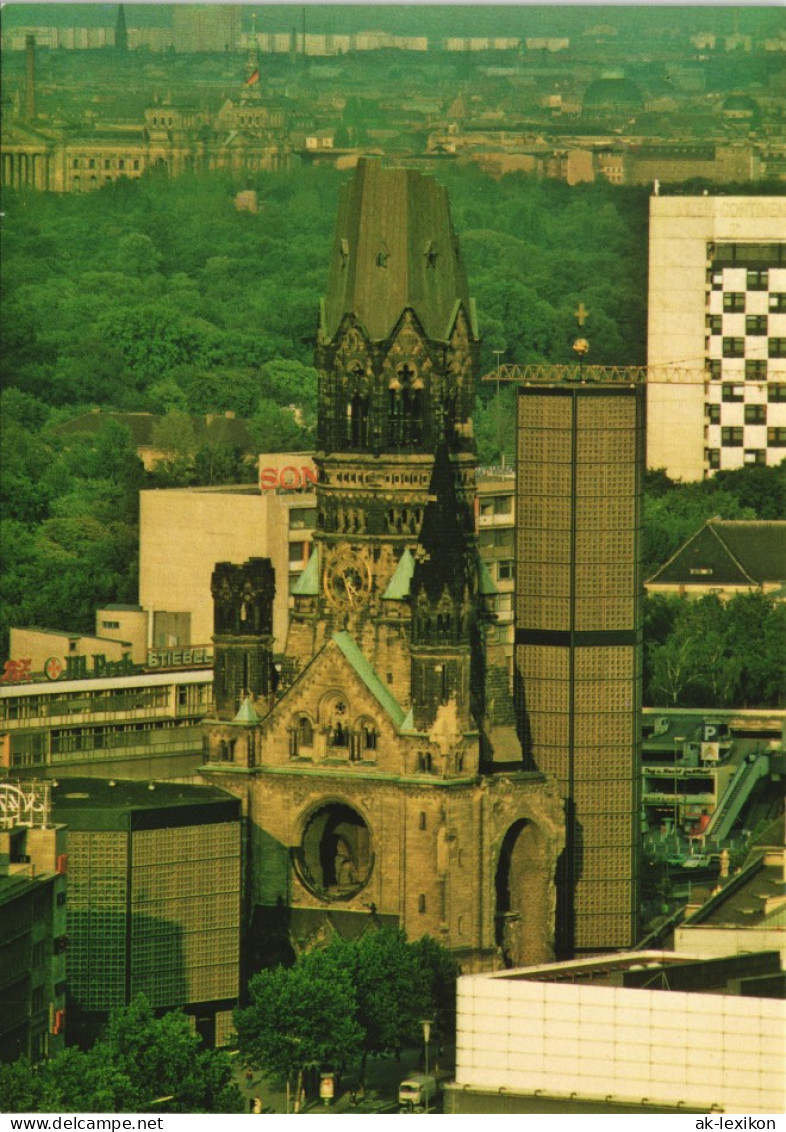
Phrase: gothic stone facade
[{"left": 203, "top": 160, "right": 563, "bottom": 970}]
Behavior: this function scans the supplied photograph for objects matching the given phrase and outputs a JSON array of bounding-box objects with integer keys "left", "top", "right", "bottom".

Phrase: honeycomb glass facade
[
  {"left": 52, "top": 781, "right": 241, "bottom": 1044},
  {"left": 515, "top": 385, "right": 644, "bottom": 953}
]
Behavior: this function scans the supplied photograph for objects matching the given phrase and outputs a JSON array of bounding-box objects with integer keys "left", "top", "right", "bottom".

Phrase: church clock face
[{"left": 324, "top": 548, "right": 371, "bottom": 610}]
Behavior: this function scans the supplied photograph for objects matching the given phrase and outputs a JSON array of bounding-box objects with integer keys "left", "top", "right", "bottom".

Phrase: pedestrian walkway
[{"left": 235, "top": 1046, "right": 454, "bottom": 1114}]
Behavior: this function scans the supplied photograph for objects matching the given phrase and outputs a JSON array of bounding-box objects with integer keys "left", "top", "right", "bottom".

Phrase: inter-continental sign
[{"left": 1, "top": 647, "right": 214, "bottom": 684}]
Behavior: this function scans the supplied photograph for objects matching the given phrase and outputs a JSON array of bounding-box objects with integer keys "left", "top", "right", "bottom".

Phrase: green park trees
[
  {"left": 0, "top": 996, "right": 244, "bottom": 1114},
  {"left": 644, "top": 591, "right": 785, "bottom": 709}
]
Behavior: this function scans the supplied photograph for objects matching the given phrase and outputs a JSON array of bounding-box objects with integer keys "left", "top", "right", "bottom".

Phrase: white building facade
[
  {"left": 647, "top": 196, "right": 786, "bottom": 481},
  {"left": 448, "top": 953, "right": 785, "bottom": 1114}
]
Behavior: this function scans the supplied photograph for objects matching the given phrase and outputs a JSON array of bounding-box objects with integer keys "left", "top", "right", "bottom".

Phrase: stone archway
[{"left": 494, "top": 819, "right": 551, "bottom": 968}]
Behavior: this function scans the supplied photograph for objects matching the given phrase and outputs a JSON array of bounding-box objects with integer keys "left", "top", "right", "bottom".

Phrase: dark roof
[
  {"left": 320, "top": 157, "right": 475, "bottom": 344},
  {"left": 53, "top": 411, "right": 257, "bottom": 451},
  {"left": 50, "top": 777, "right": 239, "bottom": 832},
  {"left": 648, "top": 520, "right": 786, "bottom": 587},
  {"left": 684, "top": 852, "right": 785, "bottom": 929}
]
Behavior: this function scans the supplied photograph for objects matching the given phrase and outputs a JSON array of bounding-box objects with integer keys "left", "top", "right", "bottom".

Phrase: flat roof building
[
  {"left": 446, "top": 949, "right": 785, "bottom": 1114},
  {"left": 49, "top": 778, "right": 241, "bottom": 1047}
]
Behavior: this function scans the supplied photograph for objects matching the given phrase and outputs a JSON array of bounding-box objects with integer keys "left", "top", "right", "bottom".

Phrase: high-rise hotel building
[
  {"left": 648, "top": 195, "right": 786, "bottom": 481},
  {"left": 515, "top": 383, "right": 645, "bottom": 954}
]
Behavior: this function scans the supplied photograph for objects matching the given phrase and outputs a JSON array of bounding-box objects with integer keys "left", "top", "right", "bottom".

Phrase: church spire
[{"left": 115, "top": 5, "right": 128, "bottom": 51}]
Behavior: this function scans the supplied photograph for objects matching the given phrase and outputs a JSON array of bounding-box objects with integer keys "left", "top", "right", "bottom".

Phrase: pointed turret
[
  {"left": 115, "top": 5, "right": 128, "bottom": 51},
  {"left": 409, "top": 445, "right": 477, "bottom": 731}
]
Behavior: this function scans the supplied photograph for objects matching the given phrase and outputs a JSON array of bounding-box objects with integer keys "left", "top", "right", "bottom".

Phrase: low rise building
[
  {"left": 676, "top": 834, "right": 786, "bottom": 964},
  {"left": 646, "top": 519, "right": 786, "bottom": 600},
  {"left": 641, "top": 708, "right": 784, "bottom": 848},
  {"left": 446, "top": 950, "right": 785, "bottom": 1114},
  {"left": 1, "top": 664, "right": 213, "bottom": 780}
]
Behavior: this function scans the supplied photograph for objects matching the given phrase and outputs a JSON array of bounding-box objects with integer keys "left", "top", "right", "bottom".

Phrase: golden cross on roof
[{"left": 574, "top": 302, "right": 589, "bottom": 327}]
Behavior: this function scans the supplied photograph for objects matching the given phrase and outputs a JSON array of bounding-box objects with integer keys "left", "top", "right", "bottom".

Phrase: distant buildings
[
  {"left": 1, "top": 93, "right": 290, "bottom": 192},
  {"left": 647, "top": 195, "right": 786, "bottom": 480}
]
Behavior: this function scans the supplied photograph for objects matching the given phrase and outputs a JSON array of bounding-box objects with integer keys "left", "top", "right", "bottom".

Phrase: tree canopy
[
  {"left": 234, "top": 929, "right": 458, "bottom": 1092},
  {"left": 0, "top": 995, "right": 244, "bottom": 1114}
]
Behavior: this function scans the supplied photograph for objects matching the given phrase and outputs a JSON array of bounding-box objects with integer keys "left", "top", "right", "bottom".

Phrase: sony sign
[{"left": 259, "top": 464, "right": 317, "bottom": 492}]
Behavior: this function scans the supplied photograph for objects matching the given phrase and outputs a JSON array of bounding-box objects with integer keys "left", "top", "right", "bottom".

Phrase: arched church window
[
  {"left": 388, "top": 363, "right": 424, "bottom": 448},
  {"left": 330, "top": 721, "right": 349, "bottom": 748},
  {"left": 346, "top": 391, "right": 369, "bottom": 448}
]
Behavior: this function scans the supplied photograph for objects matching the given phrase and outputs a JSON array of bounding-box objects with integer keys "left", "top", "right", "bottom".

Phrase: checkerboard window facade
[{"left": 704, "top": 243, "right": 786, "bottom": 471}]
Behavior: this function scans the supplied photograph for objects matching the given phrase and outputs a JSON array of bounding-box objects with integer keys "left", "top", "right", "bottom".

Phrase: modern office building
[
  {"left": 49, "top": 778, "right": 241, "bottom": 1047},
  {"left": 0, "top": 781, "right": 67, "bottom": 1063},
  {"left": 139, "top": 454, "right": 317, "bottom": 654},
  {"left": 647, "top": 195, "right": 786, "bottom": 480},
  {"left": 475, "top": 469, "right": 516, "bottom": 682},
  {"left": 446, "top": 950, "right": 786, "bottom": 1115},
  {"left": 140, "top": 459, "right": 513, "bottom": 671},
  {"left": 515, "top": 381, "right": 645, "bottom": 954},
  {"left": 0, "top": 663, "right": 213, "bottom": 780}
]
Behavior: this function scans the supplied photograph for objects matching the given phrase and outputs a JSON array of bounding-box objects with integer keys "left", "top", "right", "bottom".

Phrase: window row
[
  {"left": 72, "top": 157, "right": 141, "bottom": 172},
  {"left": 717, "top": 426, "right": 786, "bottom": 447},
  {"left": 708, "top": 315, "right": 771, "bottom": 335},
  {"left": 707, "top": 359, "right": 777, "bottom": 380},
  {"left": 706, "top": 403, "right": 784, "bottom": 424},
  {"left": 720, "top": 337, "right": 786, "bottom": 358}
]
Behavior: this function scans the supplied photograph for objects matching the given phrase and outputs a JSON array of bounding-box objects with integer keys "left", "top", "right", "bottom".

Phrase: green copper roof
[
  {"left": 332, "top": 631, "right": 406, "bottom": 727},
  {"left": 234, "top": 697, "right": 260, "bottom": 725},
  {"left": 320, "top": 158, "right": 476, "bottom": 344},
  {"left": 293, "top": 547, "right": 320, "bottom": 596},
  {"left": 382, "top": 548, "right": 415, "bottom": 600},
  {"left": 478, "top": 556, "right": 498, "bottom": 596}
]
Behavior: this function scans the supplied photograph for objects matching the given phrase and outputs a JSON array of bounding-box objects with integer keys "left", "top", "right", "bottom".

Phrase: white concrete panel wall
[
  {"left": 647, "top": 201, "right": 708, "bottom": 481},
  {"left": 140, "top": 490, "right": 288, "bottom": 648},
  {"left": 674, "top": 924, "right": 786, "bottom": 964},
  {"left": 455, "top": 972, "right": 786, "bottom": 1113}
]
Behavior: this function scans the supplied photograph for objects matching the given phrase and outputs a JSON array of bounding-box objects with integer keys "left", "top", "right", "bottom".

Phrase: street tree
[
  {"left": 234, "top": 946, "right": 364, "bottom": 1107},
  {"left": 0, "top": 996, "right": 243, "bottom": 1114}
]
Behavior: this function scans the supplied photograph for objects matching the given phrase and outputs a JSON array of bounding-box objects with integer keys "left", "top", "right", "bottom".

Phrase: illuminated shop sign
[
  {"left": 1, "top": 654, "right": 138, "bottom": 684},
  {"left": 259, "top": 464, "right": 317, "bottom": 492}
]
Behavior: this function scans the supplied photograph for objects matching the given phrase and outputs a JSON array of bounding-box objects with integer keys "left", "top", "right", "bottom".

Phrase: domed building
[{"left": 583, "top": 70, "right": 644, "bottom": 114}]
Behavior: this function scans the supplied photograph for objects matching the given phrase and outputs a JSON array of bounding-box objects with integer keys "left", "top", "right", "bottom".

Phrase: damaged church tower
[{"left": 204, "top": 159, "right": 563, "bottom": 970}]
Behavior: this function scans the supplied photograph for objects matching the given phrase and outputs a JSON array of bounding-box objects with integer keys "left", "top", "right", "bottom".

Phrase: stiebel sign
[{"left": 147, "top": 646, "right": 213, "bottom": 669}]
